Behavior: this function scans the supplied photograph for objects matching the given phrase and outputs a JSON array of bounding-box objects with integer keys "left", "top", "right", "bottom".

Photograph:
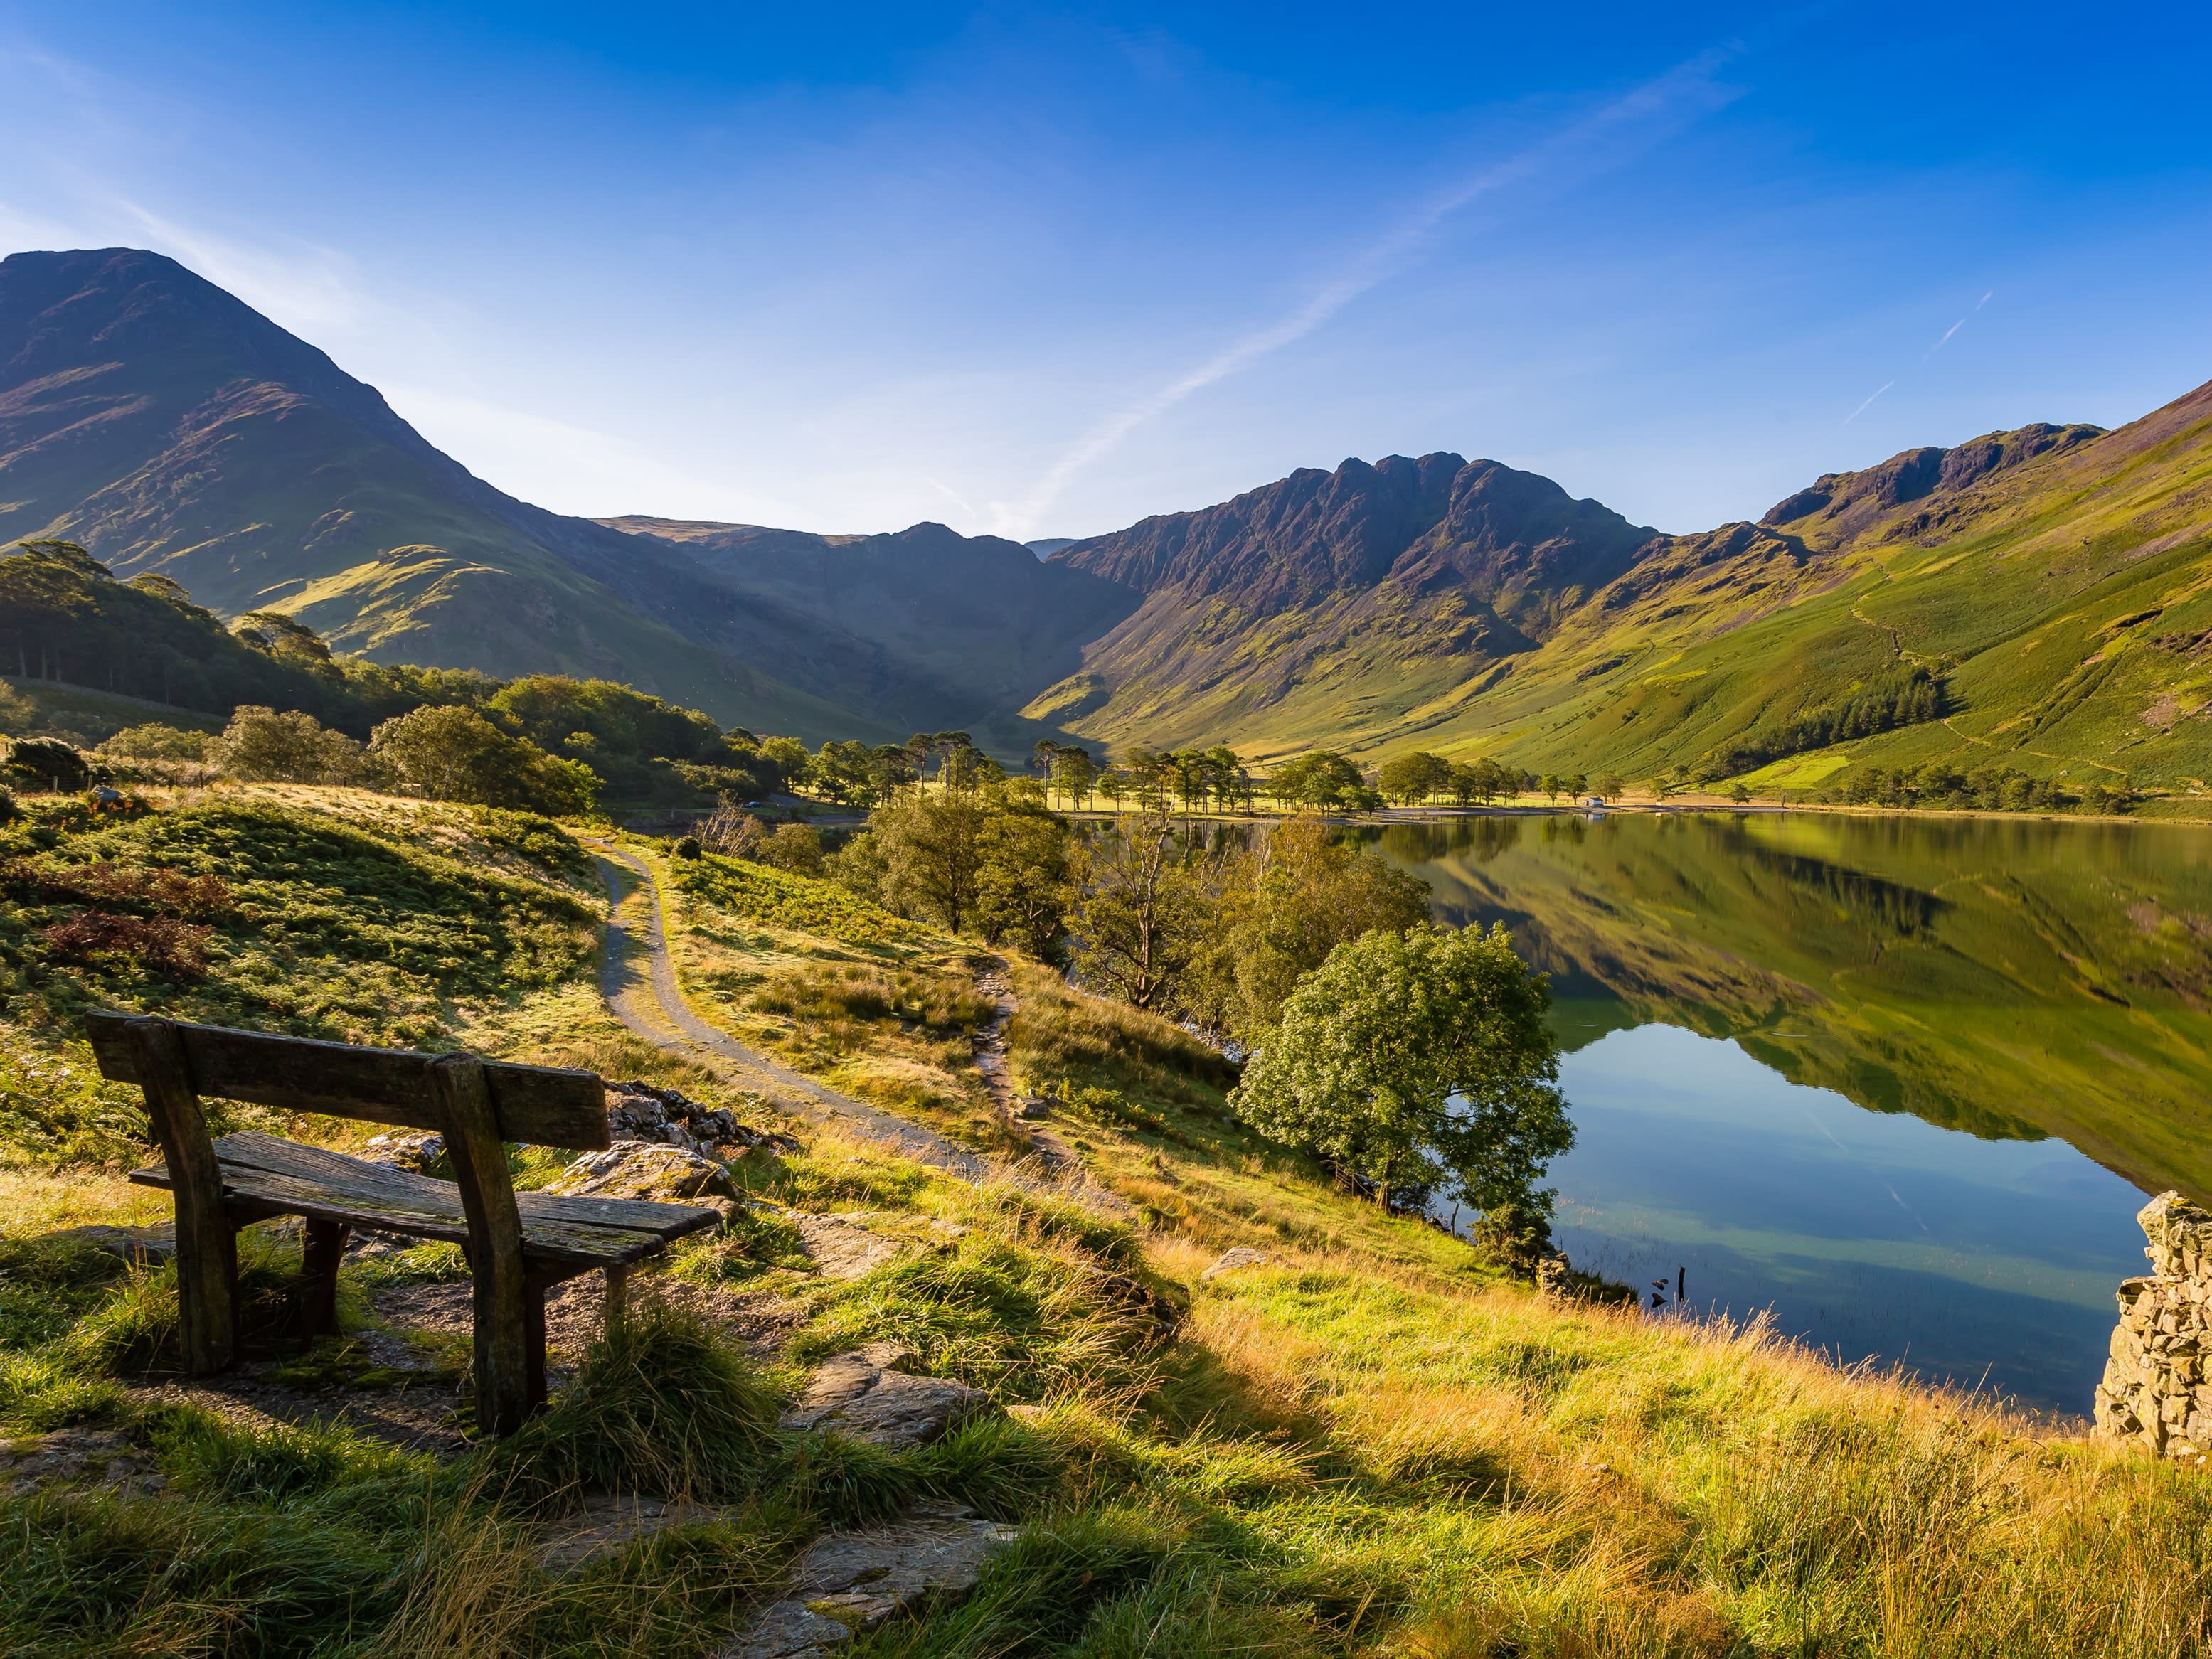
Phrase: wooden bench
[{"left": 85, "top": 1011, "right": 723, "bottom": 1434}]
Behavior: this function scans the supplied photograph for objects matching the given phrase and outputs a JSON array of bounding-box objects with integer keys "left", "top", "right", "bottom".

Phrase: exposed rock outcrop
[{"left": 546, "top": 1142, "right": 738, "bottom": 1203}]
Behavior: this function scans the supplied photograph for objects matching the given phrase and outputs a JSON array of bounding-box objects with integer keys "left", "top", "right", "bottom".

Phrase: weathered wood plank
[
  {"left": 198, "top": 1133, "right": 716, "bottom": 1236},
  {"left": 129, "top": 1157, "right": 706, "bottom": 1267},
  {"left": 128, "top": 1019, "right": 237, "bottom": 1375},
  {"left": 437, "top": 1055, "right": 533, "bottom": 1436},
  {"left": 85, "top": 1012, "right": 611, "bottom": 1150}
]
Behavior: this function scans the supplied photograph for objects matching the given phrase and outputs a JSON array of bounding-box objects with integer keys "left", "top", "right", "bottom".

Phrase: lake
[{"left": 1355, "top": 810, "right": 2212, "bottom": 1414}]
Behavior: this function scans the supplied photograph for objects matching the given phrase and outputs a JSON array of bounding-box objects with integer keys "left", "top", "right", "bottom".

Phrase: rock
[
  {"left": 536, "top": 1495, "right": 722, "bottom": 1572},
  {"left": 605, "top": 1079, "right": 796, "bottom": 1155},
  {"left": 1, "top": 1428, "right": 166, "bottom": 1498},
  {"left": 792, "top": 1213, "right": 908, "bottom": 1280},
  {"left": 1200, "top": 1246, "right": 1276, "bottom": 1284},
  {"left": 781, "top": 1348, "right": 994, "bottom": 1449},
  {"left": 546, "top": 1143, "right": 738, "bottom": 1202},
  {"left": 361, "top": 1131, "right": 446, "bottom": 1173},
  {"left": 1013, "top": 1095, "right": 1054, "bottom": 1121},
  {"left": 721, "top": 1505, "right": 1019, "bottom": 1658},
  {"left": 43, "top": 1223, "right": 176, "bottom": 1266}
]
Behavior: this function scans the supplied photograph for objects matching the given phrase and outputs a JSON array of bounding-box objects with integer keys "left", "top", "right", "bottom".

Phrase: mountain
[
  {"left": 8, "top": 245, "right": 2212, "bottom": 795},
  {"left": 1021, "top": 454, "right": 1657, "bottom": 756},
  {"left": 1019, "top": 388, "right": 2212, "bottom": 793},
  {"left": 599, "top": 517, "right": 1136, "bottom": 726},
  {"left": 0, "top": 247, "right": 1050, "bottom": 740}
]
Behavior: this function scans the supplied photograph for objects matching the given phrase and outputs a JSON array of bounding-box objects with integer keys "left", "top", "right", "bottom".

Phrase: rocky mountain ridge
[{"left": 6, "top": 245, "right": 2211, "bottom": 790}]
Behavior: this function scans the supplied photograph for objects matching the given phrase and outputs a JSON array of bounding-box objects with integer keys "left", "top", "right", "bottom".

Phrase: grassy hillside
[
  {"left": 1028, "top": 385, "right": 2212, "bottom": 797},
  {"left": 0, "top": 789, "right": 2203, "bottom": 1655},
  {"left": 0, "top": 249, "right": 903, "bottom": 740}
]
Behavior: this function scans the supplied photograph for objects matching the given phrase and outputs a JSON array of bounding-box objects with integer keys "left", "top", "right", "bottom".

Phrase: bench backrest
[{"left": 84, "top": 1011, "right": 612, "bottom": 1151}]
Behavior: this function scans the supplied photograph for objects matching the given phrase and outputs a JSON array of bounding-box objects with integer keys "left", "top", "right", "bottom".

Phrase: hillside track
[{"left": 589, "top": 845, "right": 986, "bottom": 1178}]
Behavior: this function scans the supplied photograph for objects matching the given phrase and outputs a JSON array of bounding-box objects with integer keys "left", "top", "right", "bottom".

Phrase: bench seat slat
[
  {"left": 128, "top": 1132, "right": 720, "bottom": 1269},
  {"left": 85, "top": 1013, "right": 611, "bottom": 1151}
]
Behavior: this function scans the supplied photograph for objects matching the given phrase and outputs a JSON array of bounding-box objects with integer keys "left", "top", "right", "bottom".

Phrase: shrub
[
  {"left": 3, "top": 736, "right": 88, "bottom": 792},
  {"left": 674, "top": 835, "right": 703, "bottom": 860},
  {"left": 39, "top": 912, "right": 213, "bottom": 978}
]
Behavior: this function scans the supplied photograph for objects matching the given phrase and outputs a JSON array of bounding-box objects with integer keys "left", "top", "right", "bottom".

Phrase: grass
[{"left": 0, "top": 789, "right": 2201, "bottom": 1655}]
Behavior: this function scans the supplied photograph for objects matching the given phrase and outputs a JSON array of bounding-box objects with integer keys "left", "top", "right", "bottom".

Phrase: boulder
[
  {"left": 781, "top": 1344, "right": 994, "bottom": 1449},
  {"left": 721, "top": 1503, "right": 1018, "bottom": 1658},
  {"left": 546, "top": 1143, "right": 738, "bottom": 1203}
]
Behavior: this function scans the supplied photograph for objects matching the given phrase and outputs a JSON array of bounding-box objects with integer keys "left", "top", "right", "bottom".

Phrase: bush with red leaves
[
  {"left": 0, "top": 858, "right": 235, "bottom": 919},
  {"left": 39, "top": 912, "right": 215, "bottom": 978}
]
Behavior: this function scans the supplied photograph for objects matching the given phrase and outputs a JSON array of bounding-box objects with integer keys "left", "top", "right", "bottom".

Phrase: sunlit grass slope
[
  {"left": 1, "top": 791, "right": 2203, "bottom": 1655},
  {"left": 1041, "top": 383, "right": 2212, "bottom": 796}
]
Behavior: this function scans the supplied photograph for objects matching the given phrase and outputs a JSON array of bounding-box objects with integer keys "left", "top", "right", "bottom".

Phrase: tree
[
  {"left": 1051, "top": 746, "right": 1097, "bottom": 811},
  {"left": 759, "top": 736, "right": 813, "bottom": 792},
  {"left": 1539, "top": 773, "right": 1564, "bottom": 806},
  {"left": 759, "top": 823, "right": 824, "bottom": 876},
  {"left": 1268, "top": 751, "right": 1368, "bottom": 811},
  {"left": 220, "top": 706, "right": 371, "bottom": 784},
  {"left": 1730, "top": 782, "right": 1753, "bottom": 805},
  {"left": 1597, "top": 772, "right": 1625, "bottom": 800},
  {"left": 369, "top": 705, "right": 597, "bottom": 814},
  {"left": 974, "top": 801, "right": 1073, "bottom": 959},
  {"left": 4, "top": 735, "right": 90, "bottom": 791},
  {"left": 812, "top": 739, "right": 879, "bottom": 806},
  {"left": 1231, "top": 923, "right": 1573, "bottom": 1216},
  {"left": 1378, "top": 752, "right": 1452, "bottom": 806},
  {"left": 1185, "top": 816, "right": 1433, "bottom": 1040},
  {"left": 871, "top": 791, "right": 988, "bottom": 931},
  {"left": 1067, "top": 798, "right": 1214, "bottom": 1010}
]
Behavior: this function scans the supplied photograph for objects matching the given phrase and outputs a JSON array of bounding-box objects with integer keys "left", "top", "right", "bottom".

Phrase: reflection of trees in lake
[
  {"left": 1355, "top": 811, "right": 2212, "bottom": 1203},
  {"left": 1714, "top": 833, "right": 1945, "bottom": 941}
]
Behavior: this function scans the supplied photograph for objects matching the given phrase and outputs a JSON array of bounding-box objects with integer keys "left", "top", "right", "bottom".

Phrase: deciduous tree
[{"left": 1231, "top": 923, "right": 1573, "bottom": 1216}]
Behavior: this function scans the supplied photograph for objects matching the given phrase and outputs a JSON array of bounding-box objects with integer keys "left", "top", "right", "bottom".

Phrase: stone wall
[{"left": 2094, "top": 1190, "right": 2212, "bottom": 1462}]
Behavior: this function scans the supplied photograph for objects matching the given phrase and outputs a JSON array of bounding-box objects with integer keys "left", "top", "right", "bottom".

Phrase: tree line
[{"left": 817, "top": 775, "right": 1572, "bottom": 1243}]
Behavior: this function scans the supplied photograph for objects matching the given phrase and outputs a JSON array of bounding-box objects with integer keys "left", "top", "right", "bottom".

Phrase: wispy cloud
[
  {"left": 1922, "top": 289, "right": 1994, "bottom": 361},
  {"left": 994, "top": 49, "right": 1743, "bottom": 537},
  {"left": 1841, "top": 380, "right": 1895, "bottom": 425}
]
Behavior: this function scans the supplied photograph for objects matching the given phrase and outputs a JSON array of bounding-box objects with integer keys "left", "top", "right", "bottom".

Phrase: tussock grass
[{"left": 489, "top": 1300, "right": 784, "bottom": 1510}]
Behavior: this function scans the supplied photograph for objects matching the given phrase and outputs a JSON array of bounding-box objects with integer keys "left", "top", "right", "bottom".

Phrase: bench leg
[
  {"left": 298, "top": 1219, "right": 349, "bottom": 1347},
  {"left": 604, "top": 1264, "right": 629, "bottom": 1332},
  {"left": 526, "top": 1271, "right": 551, "bottom": 1414}
]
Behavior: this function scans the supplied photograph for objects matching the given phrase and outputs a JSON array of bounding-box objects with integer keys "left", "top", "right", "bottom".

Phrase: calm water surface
[{"left": 1356, "top": 811, "right": 2212, "bottom": 1414}]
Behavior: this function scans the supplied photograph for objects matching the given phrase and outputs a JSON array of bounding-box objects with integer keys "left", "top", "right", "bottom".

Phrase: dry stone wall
[{"left": 2094, "top": 1190, "right": 2212, "bottom": 1462}]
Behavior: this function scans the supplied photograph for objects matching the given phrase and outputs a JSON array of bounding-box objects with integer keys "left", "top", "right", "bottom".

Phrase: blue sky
[{"left": 4, "top": 2, "right": 2209, "bottom": 541}]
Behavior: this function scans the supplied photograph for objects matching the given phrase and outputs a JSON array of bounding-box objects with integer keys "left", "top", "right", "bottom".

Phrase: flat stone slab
[
  {"left": 1, "top": 1428, "right": 166, "bottom": 1498},
  {"left": 781, "top": 1345, "right": 994, "bottom": 1449},
  {"left": 792, "top": 1213, "right": 909, "bottom": 1280},
  {"left": 722, "top": 1505, "right": 1018, "bottom": 1658},
  {"left": 536, "top": 1495, "right": 722, "bottom": 1572},
  {"left": 1201, "top": 1246, "right": 1277, "bottom": 1283}
]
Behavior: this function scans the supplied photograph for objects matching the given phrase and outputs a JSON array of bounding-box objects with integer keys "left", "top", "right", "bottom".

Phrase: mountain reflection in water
[{"left": 1353, "top": 810, "right": 2212, "bottom": 1412}]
